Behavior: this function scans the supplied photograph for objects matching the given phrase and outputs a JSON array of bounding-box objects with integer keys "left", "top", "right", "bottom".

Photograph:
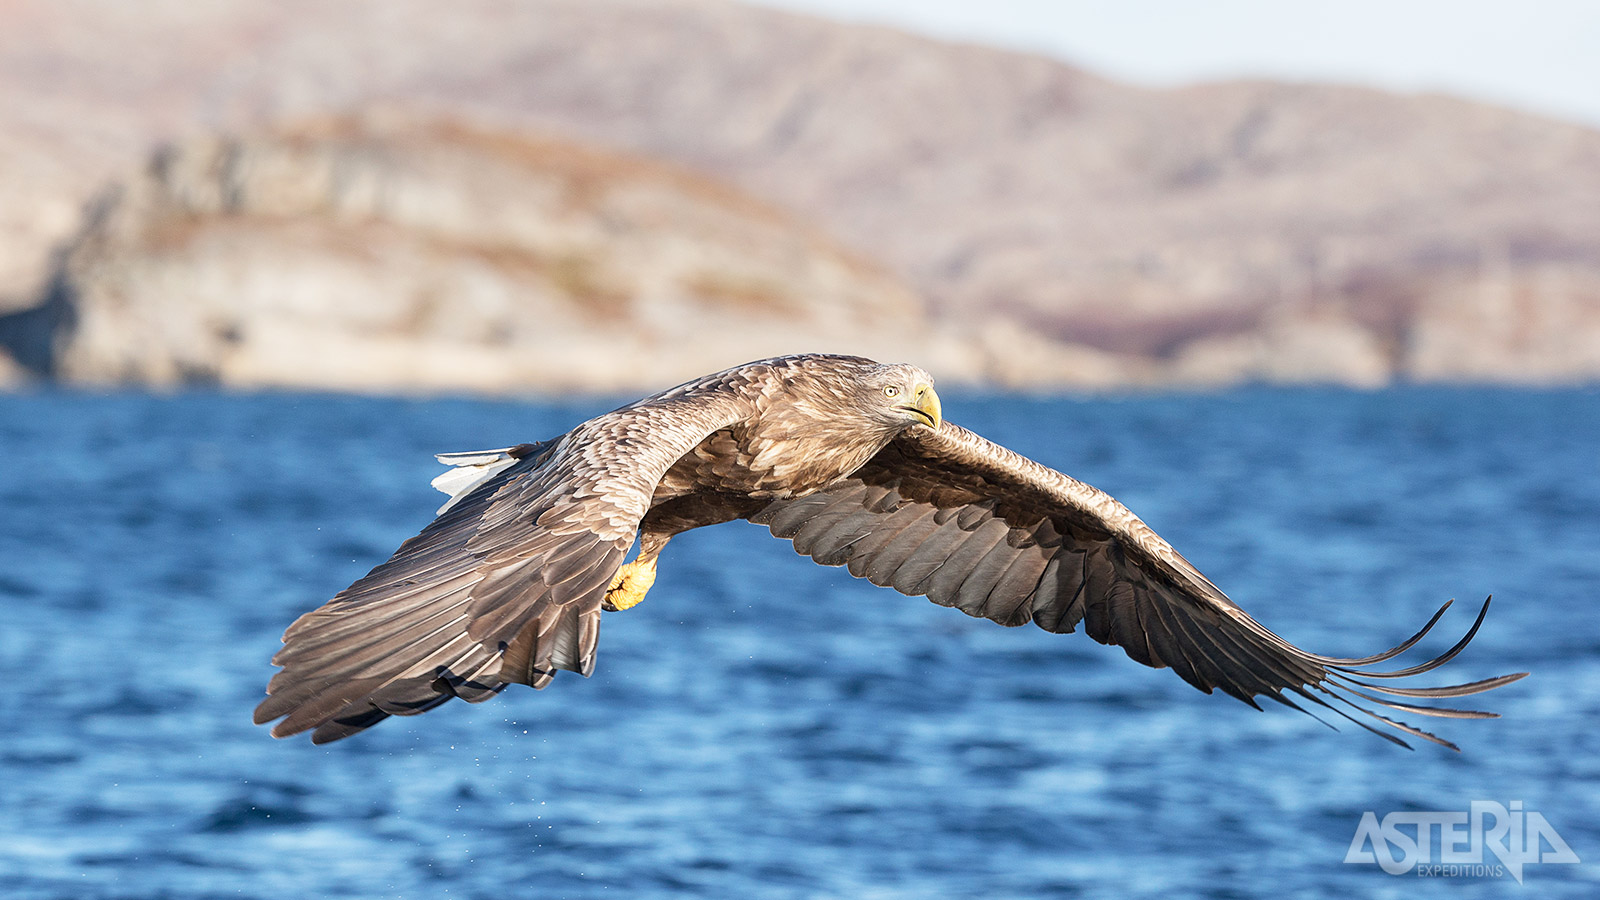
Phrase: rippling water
[{"left": 1, "top": 387, "right": 1595, "bottom": 898}]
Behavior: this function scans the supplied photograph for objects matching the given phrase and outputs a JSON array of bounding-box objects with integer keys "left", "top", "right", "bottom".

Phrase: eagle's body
[{"left": 256, "top": 354, "right": 1523, "bottom": 747}]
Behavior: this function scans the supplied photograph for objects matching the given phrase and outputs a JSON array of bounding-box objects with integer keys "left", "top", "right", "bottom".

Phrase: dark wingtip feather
[
  {"left": 1295, "top": 596, "right": 1520, "bottom": 751},
  {"left": 1330, "top": 670, "right": 1529, "bottom": 699},
  {"left": 1328, "top": 596, "right": 1497, "bottom": 679},
  {"left": 1304, "top": 598, "right": 1456, "bottom": 666}
]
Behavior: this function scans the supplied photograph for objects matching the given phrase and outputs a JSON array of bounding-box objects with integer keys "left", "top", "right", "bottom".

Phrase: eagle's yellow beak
[{"left": 907, "top": 383, "right": 941, "bottom": 429}]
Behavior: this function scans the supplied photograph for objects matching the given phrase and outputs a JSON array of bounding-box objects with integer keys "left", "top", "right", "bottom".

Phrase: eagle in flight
[{"left": 255, "top": 354, "right": 1524, "bottom": 748}]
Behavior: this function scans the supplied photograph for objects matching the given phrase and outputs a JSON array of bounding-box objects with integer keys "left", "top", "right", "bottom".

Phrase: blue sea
[{"left": 1, "top": 387, "right": 1595, "bottom": 899}]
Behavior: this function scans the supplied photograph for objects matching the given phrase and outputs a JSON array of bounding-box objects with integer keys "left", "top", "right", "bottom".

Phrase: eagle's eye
[{"left": 883, "top": 385, "right": 901, "bottom": 398}]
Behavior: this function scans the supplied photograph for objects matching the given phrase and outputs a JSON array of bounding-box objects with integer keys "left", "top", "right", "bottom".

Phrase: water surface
[{"left": 1, "top": 387, "right": 1594, "bottom": 898}]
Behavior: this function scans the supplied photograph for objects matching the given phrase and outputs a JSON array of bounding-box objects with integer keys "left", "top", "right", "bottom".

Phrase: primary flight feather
[{"left": 255, "top": 354, "right": 1525, "bottom": 747}]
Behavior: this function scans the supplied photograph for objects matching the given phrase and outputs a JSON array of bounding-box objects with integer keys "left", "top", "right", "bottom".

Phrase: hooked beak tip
[{"left": 910, "top": 383, "right": 941, "bottom": 429}]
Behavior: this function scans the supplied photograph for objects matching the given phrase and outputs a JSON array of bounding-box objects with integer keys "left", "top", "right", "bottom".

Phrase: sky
[{"left": 749, "top": 0, "right": 1600, "bottom": 129}]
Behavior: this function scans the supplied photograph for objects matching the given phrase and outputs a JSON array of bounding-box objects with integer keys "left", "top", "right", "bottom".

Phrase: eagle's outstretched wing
[
  {"left": 751, "top": 421, "right": 1527, "bottom": 750},
  {"left": 254, "top": 385, "right": 744, "bottom": 743}
]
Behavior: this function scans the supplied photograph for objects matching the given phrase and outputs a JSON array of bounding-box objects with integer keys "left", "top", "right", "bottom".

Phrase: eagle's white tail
[{"left": 430, "top": 448, "right": 525, "bottom": 515}]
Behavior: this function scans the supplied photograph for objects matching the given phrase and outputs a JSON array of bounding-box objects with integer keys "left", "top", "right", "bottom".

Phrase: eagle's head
[
  {"left": 860, "top": 361, "right": 941, "bottom": 432},
  {"left": 769, "top": 354, "right": 942, "bottom": 442}
]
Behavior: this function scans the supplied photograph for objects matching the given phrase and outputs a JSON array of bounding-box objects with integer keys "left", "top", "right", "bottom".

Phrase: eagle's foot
[{"left": 603, "top": 557, "right": 658, "bottom": 611}]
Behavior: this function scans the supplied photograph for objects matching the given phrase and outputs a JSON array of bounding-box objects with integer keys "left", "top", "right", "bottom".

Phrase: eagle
[{"left": 255, "top": 354, "right": 1525, "bottom": 748}]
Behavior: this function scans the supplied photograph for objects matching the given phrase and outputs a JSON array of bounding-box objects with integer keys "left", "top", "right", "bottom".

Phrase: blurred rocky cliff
[
  {"left": 30, "top": 119, "right": 969, "bottom": 392},
  {"left": 3, "top": 0, "right": 1600, "bottom": 391}
]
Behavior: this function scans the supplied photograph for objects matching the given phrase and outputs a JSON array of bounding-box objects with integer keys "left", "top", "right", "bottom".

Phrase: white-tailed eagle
[{"left": 255, "top": 355, "right": 1525, "bottom": 748}]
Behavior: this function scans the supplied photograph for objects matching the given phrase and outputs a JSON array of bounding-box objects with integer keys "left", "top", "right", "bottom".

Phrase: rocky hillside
[
  {"left": 33, "top": 118, "right": 968, "bottom": 393},
  {"left": 4, "top": 0, "right": 1600, "bottom": 389}
]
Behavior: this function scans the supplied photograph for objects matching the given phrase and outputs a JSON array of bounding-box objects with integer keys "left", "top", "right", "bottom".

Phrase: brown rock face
[
  {"left": 44, "top": 119, "right": 956, "bottom": 393},
  {"left": 4, "top": 0, "right": 1600, "bottom": 388}
]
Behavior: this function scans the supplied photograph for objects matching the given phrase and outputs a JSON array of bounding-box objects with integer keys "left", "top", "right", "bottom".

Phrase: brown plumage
[{"left": 255, "top": 354, "right": 1525, "bottom": 747}]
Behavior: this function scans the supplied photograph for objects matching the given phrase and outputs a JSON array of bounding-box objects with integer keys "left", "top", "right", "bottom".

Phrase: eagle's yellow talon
[{"left": 605, "top": 557, "right": 657, "bottom": 611}]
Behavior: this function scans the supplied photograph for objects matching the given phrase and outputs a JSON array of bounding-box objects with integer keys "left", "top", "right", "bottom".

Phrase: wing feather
[
  {"left": 753, "top": 421, "right": 1526, "bottom": 750},
  {"left": 256, "top": 376, "right": 747, "bottom": 742},
  {"left": 977, "top": 548, "right": 1052, "bottom": 626},
  {"left": 927, "top": 518, "right": 1011, "bottom": 608},
  {"left": 862, "top": 505, "right": 943, "bottom": 584}
]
